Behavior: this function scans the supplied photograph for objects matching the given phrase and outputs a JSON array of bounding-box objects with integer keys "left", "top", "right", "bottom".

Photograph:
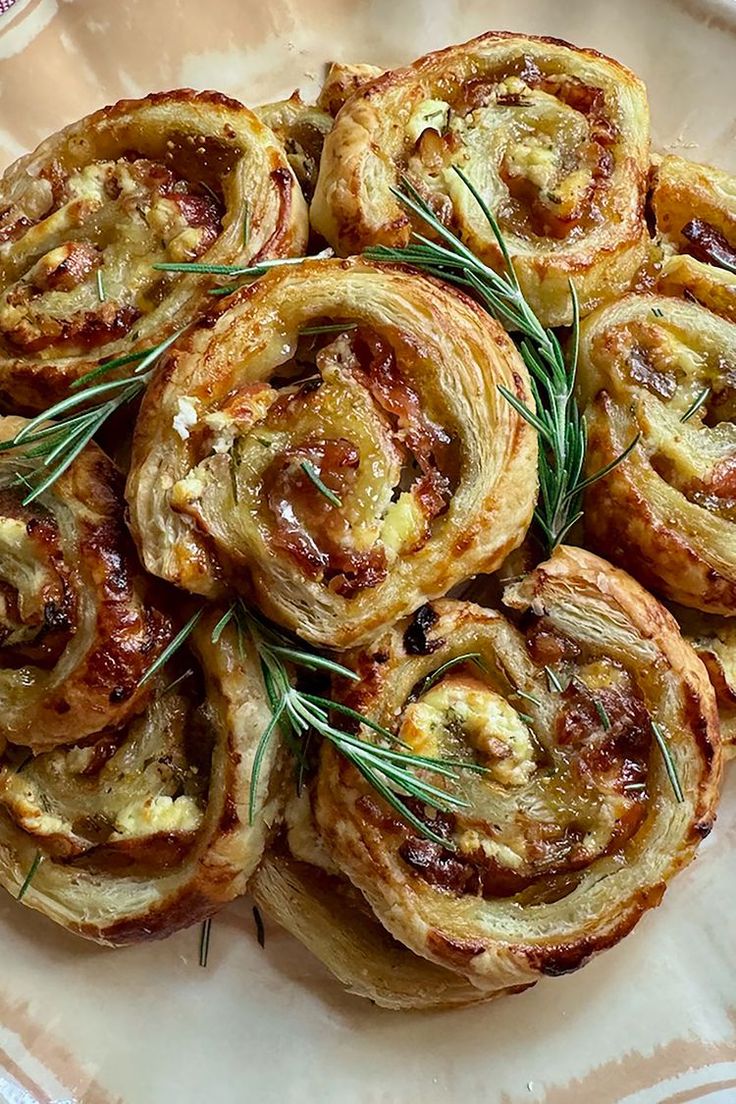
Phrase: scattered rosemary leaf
[
  {"left": 210, "top": 606, "right": 236, "bottom": 645},
  {"left": 593, "top": 698, "right": 611, "bottom": 731},
  {"left": 138, "top": 609, "right": 204, "bottom": 687},
  {"left": 301, "top": 460, "right": 342, "bottom": 506},
  {"left": 253, "top": 905, "right": 266, "bottom": 948},
  {"left": 681, "top": 386, "right": 711, "bottom": 423},
  {"left": 17, "top": 852, "right": 42, "bottom": 901},
  {"left": 651, "top": 306, "right": 664, "bottom": 318},
  {"left": 415, "top": 653, "right": 487, "bottom": 696},
  {"left": 300, "top": 322, "right": 358, "bottom": 336},
  {"left": 515, "top": 688, "right": 542, "bottom": 707},
  {"left": 96, "top": 269, "right": 106, "bottom": 303},
  {"left": 545, "top": 666, "right": 565, "bottom": 693},
  {"left": 199, "top": 917, "right": 212, "bottom": 967},
  {"left": 651, "top": 721, "right": 684, "bottom": 802}
]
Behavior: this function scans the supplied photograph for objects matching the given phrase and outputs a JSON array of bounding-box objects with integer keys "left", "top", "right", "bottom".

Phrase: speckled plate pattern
[{"left": 0, "top": 1, "right": 735, "bottom": 1102}]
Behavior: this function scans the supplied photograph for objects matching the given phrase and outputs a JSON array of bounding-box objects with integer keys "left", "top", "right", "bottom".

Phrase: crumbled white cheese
[
  {"left": 406, "top": 98, "right": 451, "bottom": 144},
  {"left": 113, "top": 794, "right": 202, "bottom": 838},
  {"left": 173, "top": 396, "right": 199, "bottom": 440}
]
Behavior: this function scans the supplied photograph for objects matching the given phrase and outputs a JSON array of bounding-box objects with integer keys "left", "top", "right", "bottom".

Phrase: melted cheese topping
[{"left": 400, "top": 673, "right": 536, "bottom": 786}]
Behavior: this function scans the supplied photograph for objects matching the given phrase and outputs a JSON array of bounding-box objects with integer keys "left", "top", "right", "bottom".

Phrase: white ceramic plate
[{"left": 0, "top": 2, "right": 735, "bottom": 1101}]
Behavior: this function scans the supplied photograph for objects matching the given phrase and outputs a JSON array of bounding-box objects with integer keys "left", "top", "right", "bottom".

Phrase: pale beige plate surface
[{"left": 0, "top": 1, "right": 735, "bottom": 1101}]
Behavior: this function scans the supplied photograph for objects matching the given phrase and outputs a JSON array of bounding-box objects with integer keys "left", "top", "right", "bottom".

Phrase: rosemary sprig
[
  {"left": 364, "top": 169, "right": 639, "bottom": 552},
  {"left": 17, "top": 851, "right": 42, "bottom": 900},
  {"left": 300, "top": 460, "right": 342, "bottom": 506},
  {"left": 415, "top": 652, "right": 486, "bottom": 696},
  {"left": 651, "top": 721, "right": 684, "bottom": 803},
  {"left": 211, "top": 602, "right": 487, "bottom": 848},
  {"left": 0, "top": 329, "right": 185, "bottom": 505}
]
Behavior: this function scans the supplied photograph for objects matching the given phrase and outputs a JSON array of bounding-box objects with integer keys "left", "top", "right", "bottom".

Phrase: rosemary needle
[
  {"left": 96, "top": 269, "right": 106, "bottom": 302},
  {"left": 651, "top": 721, "right": 684, "bottom": 803},
  {"left": 17, "top": 852, "right": 42, "bottom": 900},
  {"left": 300, "top": 460, "right": 342, "bottom": 506},
  {"left": 137, "top": 609, "right": 204, "bottom": 687},
  {"left": 681, "top": 386, "right": 711, "bottom": 423},
  {"left": 199, "top": 918, "right": 212, "bottom": 967}
]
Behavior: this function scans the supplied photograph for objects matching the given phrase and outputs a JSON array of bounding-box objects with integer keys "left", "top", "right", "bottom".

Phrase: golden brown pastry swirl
[
  {"left": 579, "top": 290, "right": 736, "bottom": 614},
  {"left": 0, "top": 609, "right": 283, "bottom": 943},
  {"left": 0, "top": 90, "right": 308, "bottom": 411},
  {"left": 0, "top": 416, "right": 171, "bottom": 752},
  {"left": 311, "top": 32, "right": 650, "bottom": 326},
  {"left": 126, "top": 258, "right": 537, "bottom": 648},
  {"left": 315, "top": 547, "right": 721, "bottom": 994}
]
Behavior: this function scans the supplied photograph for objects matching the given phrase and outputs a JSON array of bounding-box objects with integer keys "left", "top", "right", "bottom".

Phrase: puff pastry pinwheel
[
  {"left": 578, "top": 291, "right": 736, "bottom": 614},
  {"left": 0, "top": 416, "right": 172, "bottom": 752},
  {"left": 0, "top": 608, "right": 284, "bottom": 943},
  {"left": 257, "top": 94, "right": 333, "bottom": 201},
  {"left": 251, "top": 792, "right": 499, "bottom": 1010},
  {"left": 651, "top": 155, "right": 736, "bottom": 323},
  {"left": 126, "top": 258, "right": 537, "bottom": 648},
  {"left": 311, "top": 32, "right": 650, "bottom": 326},
  {"left": 671, "top": 605, "right": 736, "bottom": 755},
  {"left": 0, "top": 90, "right": 308, "bottom": 411},
  {"left": 315, "top": 547, "right": 721, "bottom": 995}
]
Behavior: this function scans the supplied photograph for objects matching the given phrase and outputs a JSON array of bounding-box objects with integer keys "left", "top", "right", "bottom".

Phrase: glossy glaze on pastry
[
  {"left": 311, "top": 32, "right": 650, "bottom": 326},
  {"left": 0, "top": 90, "right": 308, "bottom": 411},
  {"left": 126, "top": 258, "right": 537, "bottom": 647},
  {"left": 316, "top": 548, "right": 721, "bottom": 993}
]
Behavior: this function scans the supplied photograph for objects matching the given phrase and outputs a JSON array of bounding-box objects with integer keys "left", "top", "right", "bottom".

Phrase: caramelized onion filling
[
  {"left": 170, "top": 324, "right": 457, "bottom": 597},
  {"left": 403, "top": 58, "right": 618, "bottom": 244}
]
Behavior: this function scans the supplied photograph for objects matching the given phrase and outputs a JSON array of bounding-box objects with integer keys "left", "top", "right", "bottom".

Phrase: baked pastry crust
[
  {"left": 651, "top": 155, "right": 736, "bottom": 322},
  {"left": 311, "top": 32, "right": 650, "bottom": 326},
  {"left": 0, "top": 609, "right": 284, "bottom": 943},
  {"left": 126, "top": 257, "right": 537, "bottom": 648},
  {"left": 579, "top": 291, "right": 736, "bottom": 614},
  {"left": 0, "top": 416, "right": 172, "bottom": 751},
  {"left": 0, "top": 89, "right": 308, "bottom": 411},
  {"left": 251, "top": 792, "right": 502, "bottom": 1009},
  {"left": 316, "top": 548, "right": 721, "bottom": 993},
  {"left": 256, "top": 93, "right": 333, "bottom": 201},
  {"left": 670, "top": 604, "right": 736, "bottom": 755}
]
